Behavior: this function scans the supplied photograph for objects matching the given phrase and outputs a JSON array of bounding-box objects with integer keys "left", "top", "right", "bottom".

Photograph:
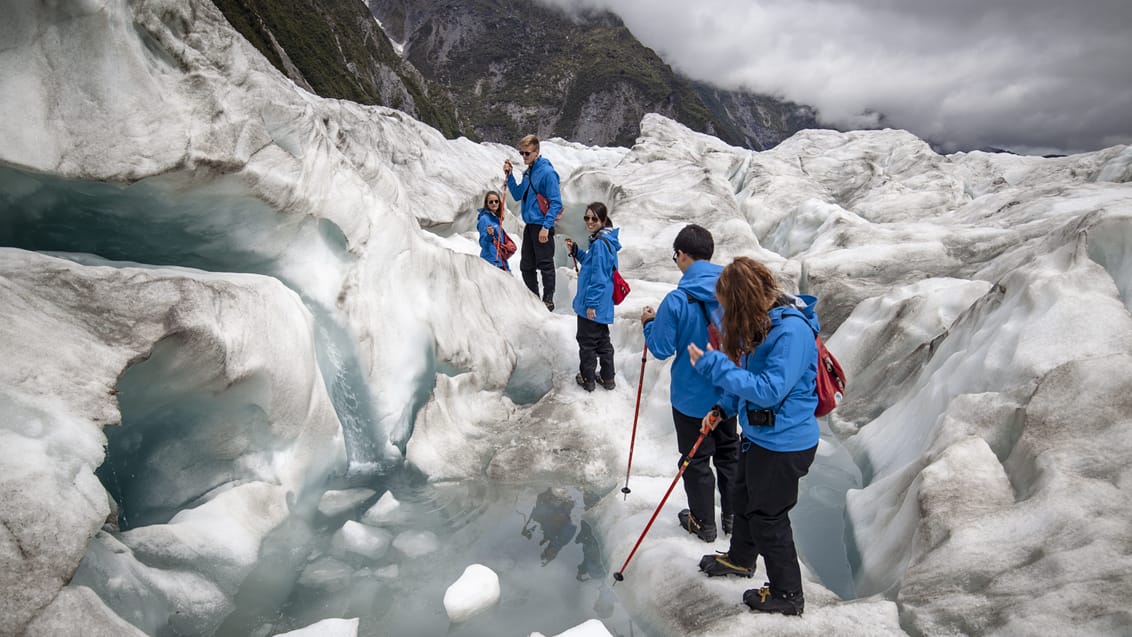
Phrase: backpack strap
[
  {"left": 595, "top": 234, "right": 618, "bottom": 270},
  {"left": 685, "top": 291, "right": 711, "bottom": 325},
  {"left": 685, "top": 292, "right": 721, "bottom": 350},
  {"left": 522, "top": 165, "right": 543, "bottom": 203}
]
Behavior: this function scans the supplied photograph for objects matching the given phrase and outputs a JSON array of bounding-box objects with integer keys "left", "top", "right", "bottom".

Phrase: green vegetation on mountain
[{"left": 210, "top": 0, "right": 462, "bottom": 137}]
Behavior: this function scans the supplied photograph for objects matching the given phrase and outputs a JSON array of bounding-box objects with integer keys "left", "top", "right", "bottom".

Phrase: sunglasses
[
  {"left": 583, "top": 215, "right": 599, "bottom": 222},
  {"left": 487, "top": 200, "right": 500, "bottom": 205},
  {"left": 672, "top": 250, "right": 680, "bottom": 264},
  {"left": 519, "top": 151, "right": 534, "bottom": 157}
]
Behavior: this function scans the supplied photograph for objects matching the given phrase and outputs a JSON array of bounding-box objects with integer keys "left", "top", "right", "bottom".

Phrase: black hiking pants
[
  {"left": 520, "top": 223, "right": 555, "bottom": 303},
  {"left": 576, "top": 315, "right": 614, "bottom": 383},
  {"left": 727, "top": 441, "right": 817, "bottom": 594},
  {"left": 673, "top": 408, "right": 739, "bottom": 530}
]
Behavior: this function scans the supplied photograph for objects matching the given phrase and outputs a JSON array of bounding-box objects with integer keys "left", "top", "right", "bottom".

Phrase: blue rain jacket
[
  {"left": 476, "top": 208, "right": 508, "bottom": 269},
  {"left": 643, "top": 260, "right": 725, "bottom": 418},
  {"left": 693, "top": 295, "right": 821, "bottom": 452},
  {"left": 506, "top": 156, "right": 562, "bottom": 229},
  {"left": 572, "top": 228, "right": 621, "bottom": 324}
]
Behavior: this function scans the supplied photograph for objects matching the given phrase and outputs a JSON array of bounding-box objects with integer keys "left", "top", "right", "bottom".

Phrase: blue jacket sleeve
[
  {"left": 506, "top": 173, "right": 523, "bottom": 200},
  {"left": 539, "top": 170, "right": 562, "bottom": 228},
  {"left": 643, "top": 293, "right": 681, "bottom": 360},
  {"left": 477, "top": 216, "right": 493, "bottom": 253},
  {"left": 716, "top": 391, "right": 740, "bottom": 419},
  {"left": 584, "top": 240, "right": 613, "bottom": 310},
  {"left": 694, "top": 323, "right": 811, "bottom": 409}
]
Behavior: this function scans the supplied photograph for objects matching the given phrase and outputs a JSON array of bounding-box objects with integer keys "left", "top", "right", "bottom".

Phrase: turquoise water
[{"left": 218, "top": 476, "right": 645, "bottom": 637}]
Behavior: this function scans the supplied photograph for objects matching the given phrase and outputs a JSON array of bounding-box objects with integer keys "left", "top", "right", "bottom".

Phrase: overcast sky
[{"left": 539, "top": 0, "right": 1132, "bottom": 155}]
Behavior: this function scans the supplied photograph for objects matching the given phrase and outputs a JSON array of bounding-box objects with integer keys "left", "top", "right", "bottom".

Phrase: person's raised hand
[
  {"left": 687, "top": 342, "right": 705, "bottom": 366},
  {"left": 503, "top": 159, "right": 512, "bottom": 175}
]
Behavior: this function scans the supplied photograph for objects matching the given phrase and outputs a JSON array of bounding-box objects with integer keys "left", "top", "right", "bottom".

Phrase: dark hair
[
  {"left": 716, "top": 257, "right": 781, "bottom": 363},
  {"left": 673, "top": 224, "right": 713, "bottom": 261},
  {"left": 483, "top": 190, "right": 503, "bottom": 216},
  {"left": 587, "top": 202, "right": 612, "bottom": 228}
]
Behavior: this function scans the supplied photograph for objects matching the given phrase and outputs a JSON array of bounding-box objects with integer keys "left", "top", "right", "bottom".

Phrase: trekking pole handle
[{"left": 699, "top": 407, "right": 723, "bottom": 435}]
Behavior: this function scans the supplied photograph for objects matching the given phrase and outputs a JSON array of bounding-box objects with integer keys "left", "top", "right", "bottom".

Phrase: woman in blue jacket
[
  {"left": 687, "top": 256, "right": 819, "bottom": 616},
  {"left": 476, "top": 191, "right": 510, "bottom": 270},
  {"left": 564, "top": 202, "right": 621, "bottom": 392}
]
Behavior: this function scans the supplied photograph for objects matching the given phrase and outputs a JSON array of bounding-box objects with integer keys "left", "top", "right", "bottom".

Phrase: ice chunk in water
[
  {"left": 392, "top": 530, "right": 438, "bottom": 558},
  {"left": 443, "top": 564, "right": 500, "bottom": 623},
  {"left": 318, "top": 489, "right": 376, "bottom": 518},
  {"left": 528, "top": 619, "right": 614, "bottom": 637},
  {"left": 273, "top": 617, "right": 358, "bottom": 636},
  {"left": 361, "top": 491, "right": 402, "bottom": 525},
  {"left": 330, "top": 521, "right": 392, "bottom": 560}
]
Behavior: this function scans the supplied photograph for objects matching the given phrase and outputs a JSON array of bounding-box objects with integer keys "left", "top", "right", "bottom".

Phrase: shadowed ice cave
[{"left": 0, "top": 163, "right": 398, "bottom": 470}]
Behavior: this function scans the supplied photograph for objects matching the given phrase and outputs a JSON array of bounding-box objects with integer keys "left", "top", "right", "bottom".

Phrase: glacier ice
[{"left": 2, "top": 0, "right": 1131, "bottom": 635}]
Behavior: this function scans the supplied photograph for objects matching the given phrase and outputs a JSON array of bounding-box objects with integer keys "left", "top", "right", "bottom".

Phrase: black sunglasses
[
  {"left": 519, "top": 151, "right": 534, "bottom": 157},
  {"left": 487, "top": 199, "right": 500, "bottom": 205},
  {"left": 583, "top": 215, "right": 599, "bottom": 222},
  {"left": 672, "top": 249, "right": 680, "bottom": 263}
]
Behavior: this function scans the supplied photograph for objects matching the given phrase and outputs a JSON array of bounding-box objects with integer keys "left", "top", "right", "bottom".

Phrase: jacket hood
[
  {"left": 592, "top": 227, "right": 622, "bottom": 251},
  {"left": 677, "top": 260, "right": 724, "bottom": 302},
  {"left": 477, "top": 207, "right": 498, "bottom": 219},
  {"left": 771, "top": 293, "right": 821, "bottom": 333}
]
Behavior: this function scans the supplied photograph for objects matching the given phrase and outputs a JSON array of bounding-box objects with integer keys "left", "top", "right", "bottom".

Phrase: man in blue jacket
[
  {"left": 640, "top": 224, "right": 738, "bottom": 542},
  {"left": 504, "top": 134, "right": 563, "bottom": 311}
]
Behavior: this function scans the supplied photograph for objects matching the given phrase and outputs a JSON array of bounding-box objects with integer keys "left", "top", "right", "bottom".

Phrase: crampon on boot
[{"left": 743, "top": 583, "right": 804, "bottom": 615}]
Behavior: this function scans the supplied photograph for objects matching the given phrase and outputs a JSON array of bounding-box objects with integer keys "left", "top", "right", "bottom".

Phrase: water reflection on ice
[{"left": 222, "top": 475, "right": 644, "bottom": 637}]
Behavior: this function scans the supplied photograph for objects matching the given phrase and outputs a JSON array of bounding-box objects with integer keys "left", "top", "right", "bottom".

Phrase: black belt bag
[{"left": 746, "top": 408, "right": 776, "bottom": 427}]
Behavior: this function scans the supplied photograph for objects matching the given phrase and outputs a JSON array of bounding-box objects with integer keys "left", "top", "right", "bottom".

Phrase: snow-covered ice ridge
[{"left": 2, "top": 1, "right": 1131, "bottom": 636}]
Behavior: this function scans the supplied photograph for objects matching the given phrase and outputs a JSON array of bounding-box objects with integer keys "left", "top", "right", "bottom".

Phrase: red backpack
[
  {"left": 814, "top": 335, "right": 846, "bottom": 417},
  {"left": 772, "top": 310, "right": 849, "bottom": 418},
  {"left": 595, "top": 235, "right": 631, "bottom": 304}
]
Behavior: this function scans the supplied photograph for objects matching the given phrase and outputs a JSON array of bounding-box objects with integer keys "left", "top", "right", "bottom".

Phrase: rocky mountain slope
[
  {"left": 210, "top": 0, "right": 822, "bottom": 149},
  {"left": 369, "top": 0, "right": 822, "bottom": 148}
]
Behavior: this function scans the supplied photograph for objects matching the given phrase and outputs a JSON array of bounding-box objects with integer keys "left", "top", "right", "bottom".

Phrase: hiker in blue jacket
[
  {"left": 504, "top": 134, "right": 563, "bottom": 311},
  {"left": 688, "top": 256, "right": 819, "bottom": 617},
  {"left": 564, "top": 202, "right": 620, "bottom": 392},
  {"left": 640, "top": 224, "right": 738, "bottom": 543},
  {"left": 476, "top": 191, "right": 510, "bottom": 270}
]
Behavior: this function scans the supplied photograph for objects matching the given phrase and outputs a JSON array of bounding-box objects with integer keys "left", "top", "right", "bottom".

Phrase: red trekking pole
[
  {"left": 620, "top": 349, "right": 648, "bottom": 498},
  {"left": 612, "top": 409, "right": 721, "bottom": 583}
]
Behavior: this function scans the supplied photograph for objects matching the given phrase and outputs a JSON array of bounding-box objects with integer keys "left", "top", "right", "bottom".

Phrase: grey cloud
[{"left": 538, "top": 0, "right": 1132, "bottom": 153}]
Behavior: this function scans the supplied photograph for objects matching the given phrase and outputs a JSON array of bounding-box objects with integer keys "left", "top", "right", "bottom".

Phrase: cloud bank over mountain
[{"left": 539, "top": 0, "right": 1132, "bottom": 154}]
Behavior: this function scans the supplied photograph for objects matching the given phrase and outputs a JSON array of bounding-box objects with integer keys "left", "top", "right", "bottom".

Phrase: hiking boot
[
  {"left": 743, "top": 584, "right": 804, "bottom": 615},
  {"left": 698, "top": 552, "right": 754, "bottom": 578},
  {"left": 543, "top": 299, "right": 555, "bottom": 312},
  {"left": 678, "top": 509, "right": 717, "bottom": 542},
  {"left": 721, "top": 513, "right": 734, "bottom": 535},
  {"left": 575, "top": 372, "right": 595, "bottom": 392},
  {"left": 600, "top": 377, "right": 616, "bottom": 390}
]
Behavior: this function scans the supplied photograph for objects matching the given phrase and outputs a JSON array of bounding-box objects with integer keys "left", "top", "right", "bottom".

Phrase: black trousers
[
  {"left": 520, "top": 223, "right": 555, "bottom": 302},
  {"left": 727, "top": 441, "right": 817, "bottom": 594},
  {"left": 576, "top": 315, "right": 614, "bottom": 382},
  {"left": 673, "top": 408, "right": 739, "bottom": 529}
]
